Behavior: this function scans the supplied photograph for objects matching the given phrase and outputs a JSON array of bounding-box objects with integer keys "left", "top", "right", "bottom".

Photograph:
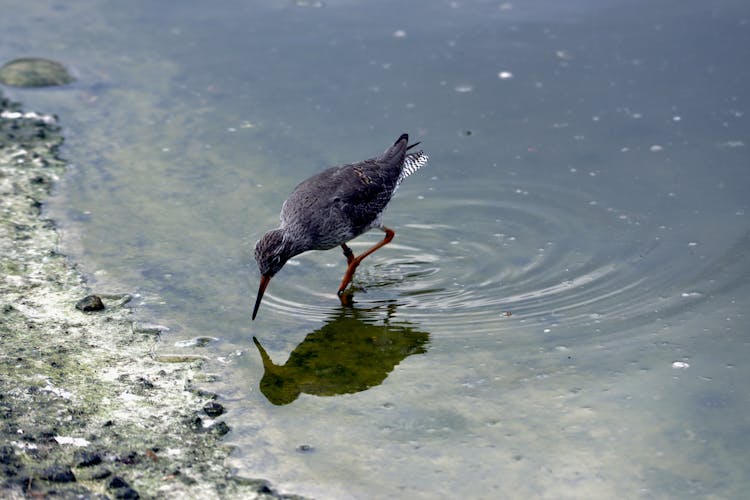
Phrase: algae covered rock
[{"left": 0, "top": 57, "right": 74, "bottom": 87}]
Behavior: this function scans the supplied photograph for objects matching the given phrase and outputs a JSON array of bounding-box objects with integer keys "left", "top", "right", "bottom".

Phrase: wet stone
[
  {"left": 257, "top": 483, "right": 274, "bottom": 494},
  {"left": 73, "top": 449, "right": 102, "bottom": 467},
  {"left": 0, "top": 58, "right": 74, "bottom": 87},
  {"left": 108, "top": 476, "right": 130, "bottom": 489},
  {"left": 89, "top": 467, "right": 112, "bottom": 480},
  {"left": 202, "top": 401, "right": 224, "bottom": 417},
  {"left": 107, "top": 476, "right": 140, "bottom": 499},
  {"left": 210, "top": 421, "right": 230, "bottom": 436},
  {"left": 115, "top": 451, "right": 139, "bottom": 465},
  {"left": 75, "top": 294, "right": 105, "bottom": 312},
  {"left": 40, "top": 465, "right": 76, "bottom": 483},
  {"left": 115, "top": 487, "right": 140, "bottom": 499},
  {"left": 0, "top": 445, "right": 18, "bottom": 465}
]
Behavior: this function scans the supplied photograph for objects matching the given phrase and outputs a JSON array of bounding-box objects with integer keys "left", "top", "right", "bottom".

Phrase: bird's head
[{"left": 252, "top": 228, "right": 293, "bottom": 320}]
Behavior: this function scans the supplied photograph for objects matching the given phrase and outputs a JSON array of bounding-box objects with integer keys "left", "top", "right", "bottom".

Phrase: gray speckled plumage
[{"left": 252, "top": 133, "right": 428, "bottom": 319}]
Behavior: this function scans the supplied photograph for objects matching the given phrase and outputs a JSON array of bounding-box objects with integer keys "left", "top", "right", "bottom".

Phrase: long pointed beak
[
  {"left": 252, "top": 274, "right": 271, "bottom": 320},
  {"left": 252, "top": 336, "right": 274, "bottom": 368}
]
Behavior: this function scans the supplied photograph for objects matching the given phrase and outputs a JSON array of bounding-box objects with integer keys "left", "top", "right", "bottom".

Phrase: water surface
[{"left": 3, "top": 0, "right": 749, "bottom": 497}]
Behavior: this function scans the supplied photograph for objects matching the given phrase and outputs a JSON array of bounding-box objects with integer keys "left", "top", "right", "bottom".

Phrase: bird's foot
[{"left": 337, "top": 288, "right": 355, "bottom": 306}]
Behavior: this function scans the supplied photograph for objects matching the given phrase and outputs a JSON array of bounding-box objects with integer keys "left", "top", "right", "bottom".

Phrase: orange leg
[
  {"left": 337, "top": 227, "right": 395, "bottom": 299},
  {"left": 341, "top": 243, "right": 355, "bottom": 265}
]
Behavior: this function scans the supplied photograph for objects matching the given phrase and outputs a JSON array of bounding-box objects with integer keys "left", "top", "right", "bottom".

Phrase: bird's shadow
[{"left": 253, "top": 303, "right": 430, "bottom": 405}]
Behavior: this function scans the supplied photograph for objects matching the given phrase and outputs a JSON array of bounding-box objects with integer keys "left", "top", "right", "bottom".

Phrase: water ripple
[{"left": 256, "top": 183, "right": 736, "bottom": 339}]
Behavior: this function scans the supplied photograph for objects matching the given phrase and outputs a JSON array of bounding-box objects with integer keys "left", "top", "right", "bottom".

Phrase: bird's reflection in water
[{"left": 253, "top": 304, "right": 430, "bottom": 405}]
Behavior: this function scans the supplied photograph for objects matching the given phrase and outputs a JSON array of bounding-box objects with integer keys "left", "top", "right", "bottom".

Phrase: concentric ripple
[{"left": 256, "top": 182, "right": 731, "bottom": 339}]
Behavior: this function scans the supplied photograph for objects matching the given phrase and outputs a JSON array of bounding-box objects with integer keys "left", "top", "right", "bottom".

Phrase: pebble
[
  {"left": 40, "top": 466, "right": 76, "bottom": 483},
  {"left": 75, "top": 295, "right": 104, "bottom": 312},
  {"left": 108, "top": 476, "right": 131, "bottom": 490},
  {"left": 203, "top": 401, "right": 225, "bottom": 418}
]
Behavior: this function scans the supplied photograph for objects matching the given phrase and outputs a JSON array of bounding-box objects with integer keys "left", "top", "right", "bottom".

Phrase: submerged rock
[{"left": 0, "top": 58, "right": 75, "bottom": 87}]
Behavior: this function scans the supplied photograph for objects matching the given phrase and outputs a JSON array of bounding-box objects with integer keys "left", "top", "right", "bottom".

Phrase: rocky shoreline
[{"left": 0, "top": 92, "right": 294, "bottom": 499}]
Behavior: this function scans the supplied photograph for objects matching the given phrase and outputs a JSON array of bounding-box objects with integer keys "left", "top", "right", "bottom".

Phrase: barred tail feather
[{"left": 397, "top": 151, "right": 429, "bottom": 186}]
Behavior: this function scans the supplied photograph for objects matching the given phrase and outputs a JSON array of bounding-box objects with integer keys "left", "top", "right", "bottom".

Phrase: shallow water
[{"left": 3, "top": 0, "right": 750, "bottom": 497}]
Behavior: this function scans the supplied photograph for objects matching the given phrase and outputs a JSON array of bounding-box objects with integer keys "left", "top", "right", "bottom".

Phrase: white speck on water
[
  {"left": 555, "top": 345, "right": 569, "bottom": 352},
  {"left": 287, "top": 259, "right": 301, "bottom": 266},
  {"left": 417, "top": 195, "right": 425, "bottom": 200},
  {"left": 498, "top": 71, "right": 513, "bottom": 80},
  {"left": 227, "top": 127, "right": 237, "bottom": 133},
  {"left": 673, "top": 115, "right": 682, "bottom": 121},
  {"left": 718, "top": 140, "right": 745, "bottom": 148},
  {"left": 569, "top": 167, "right": 577, "bottom": 173},
  {"left": 650, "top": 145, "right": 664, "bottom": 152},
  {"left": 681, "top": 291, "right": 703, "bottom": 298},
  {"left": 688, "top": 241, "right": 698, "bottom": 247},
  {"left": 672, "top": 361, "right": 690, "bottom": 369},
  {"left": 454, "top": 84, "right": 474, "bottom": 93},
  {"left": 393, "top": 29, "right": 407, "bottom": 38},
  {"left": 543, "top": 328, "right": 551, "bottom": 333},
  {"left": 736, "top": 209, "right": 745, "bottom": 216}
]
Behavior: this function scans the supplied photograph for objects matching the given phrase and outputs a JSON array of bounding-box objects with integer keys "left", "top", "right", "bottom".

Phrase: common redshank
[{"left": 252, "top": 133, "right": 428, "bottom": 320}]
